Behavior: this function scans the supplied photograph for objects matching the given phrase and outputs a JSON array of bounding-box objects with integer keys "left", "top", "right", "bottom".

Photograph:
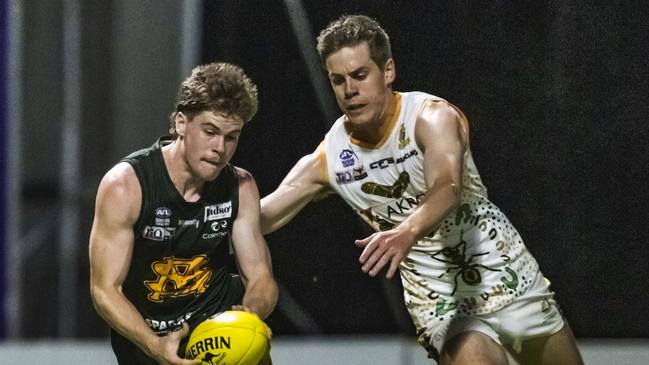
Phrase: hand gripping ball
[{"left": 184, "top": 310, "right": 272, "bottom": 364}]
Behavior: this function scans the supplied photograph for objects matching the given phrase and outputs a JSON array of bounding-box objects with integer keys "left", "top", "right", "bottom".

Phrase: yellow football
[{"left": 184, "top": 310, "right": 271, "bottom": 364}]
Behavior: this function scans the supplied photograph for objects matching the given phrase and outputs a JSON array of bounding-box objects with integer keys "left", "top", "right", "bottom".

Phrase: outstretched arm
[
  {"left": 260, "top": 145, "right": 332, "bottom": 234},
  {"left": 356, "top": 100, "right": 467, "bottom": 278},
  {"left": 231, "top": 168, "right": 279, "bottom": 319},
  {"left": 89, "top": 163, "right": 199, "bottom": 365}
]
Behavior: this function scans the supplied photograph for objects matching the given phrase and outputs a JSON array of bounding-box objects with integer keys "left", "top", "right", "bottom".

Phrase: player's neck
[
  {"left": 162, "top": 140, "right": 205, "bottom": 202},
  {"left": 349, "top": 91, "right": 398, "bottom": 145}
]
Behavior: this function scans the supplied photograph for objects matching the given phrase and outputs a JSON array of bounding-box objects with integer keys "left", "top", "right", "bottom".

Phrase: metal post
[
  {"left": 6, "top": 0, "right": 24, "bottom": 338},
  {"left": 180, "top": 1, "right": 202, "bottom": 78},
  {"left": 283, "top": 0, "right": 338, "bottom": 125},
  {"left": 58, "top": 0, "right": 82, "bottom": 337}
]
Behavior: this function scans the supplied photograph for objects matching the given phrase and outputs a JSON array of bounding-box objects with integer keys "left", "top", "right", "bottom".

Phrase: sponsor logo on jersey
[
  {"left": 385, "top": 192, "right": 425, "bottom": 219},
  {"left": 335, "top": 166, "right": 368, "bottom": 184},
  {"left": 154, "top": 207, "right": 172, "bottom": 226},
  {"left": 178, "top": 219, "right": 200, "bottom": 228},
  {"left": 145, "top": 311, "right": 194, "bottom": 334},
  {"left": 202, "top": 220, "right": 229, "bottom": 239},
  {"left": 143, "top": 225, "right": 176, "bottom": 241},
  {"left": 369, "top": 149, "right": 418, "bottom": 170},
  {"left": 144, "top": 255, "right": 211, "bottom": 302},
  {"left": 204, "top": 201, "right": 232, "bottom": 222}
]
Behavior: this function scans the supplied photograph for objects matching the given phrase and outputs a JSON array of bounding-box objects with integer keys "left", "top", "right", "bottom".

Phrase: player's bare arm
[
  {"left": 89, "top": 163, "right": 199, "bottom": 365},
  {"left": 231, "top": 168, "right": 279, "bottom": 319},
  {"left": 356, "top": 100, "right": 467, "bottom": 278},
  {"left": 260, "top": 146, "right": 332, "bottom": 234}
]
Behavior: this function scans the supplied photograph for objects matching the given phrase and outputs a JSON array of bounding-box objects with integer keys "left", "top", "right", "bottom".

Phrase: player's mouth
[
  {"left": 203, "top": 159, "right": 222, "bottom": 167},
  {"left": 347, "top": 104, "right": 366, "bottom": 113}
]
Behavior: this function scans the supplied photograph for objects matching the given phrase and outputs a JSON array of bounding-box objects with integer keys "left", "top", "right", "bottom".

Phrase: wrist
[{"left": 396, "top": 220, "right": 420, "bottom": 244}]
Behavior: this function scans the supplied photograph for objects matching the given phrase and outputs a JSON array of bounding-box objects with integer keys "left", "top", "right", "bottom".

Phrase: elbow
[
  {"left": 89, "top": 280, "right": 119, "bottom": 319},
  {"left": 90, "top": 281, "right": 108, "bottom": 313},
  {"left": 448, "top": 182, "right": 462, "bottom": 206},
  {"left": 259, "top": 202, "right": 277, "bottom": 235},
  {"left": 260, "top": 219, "right": 278, "bottom": 236}
]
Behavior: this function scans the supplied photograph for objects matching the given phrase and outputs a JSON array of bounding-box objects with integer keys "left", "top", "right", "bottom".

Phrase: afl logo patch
[
  {"left": 154, "top": 207, "right": 172, "bottom": 226},
  {"left": 155, "top": 207, "right": 172, "bottom": 217}
]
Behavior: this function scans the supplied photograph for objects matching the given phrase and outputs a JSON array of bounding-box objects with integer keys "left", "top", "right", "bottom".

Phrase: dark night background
[{"left": 202, "top": 1, "right": 649, "bottom": 339}]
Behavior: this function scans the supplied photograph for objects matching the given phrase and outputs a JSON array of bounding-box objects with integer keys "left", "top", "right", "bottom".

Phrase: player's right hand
[{"left": 147, "top": 323, "right": 201, "bottom": 365}]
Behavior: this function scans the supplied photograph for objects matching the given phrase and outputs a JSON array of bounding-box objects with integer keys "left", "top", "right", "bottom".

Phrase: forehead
[
  {"left": 325, "top": 43, "right": 376, "bottom": 74},
  {"left": 193, "top": 111, "right": 243, "bottom": 131}
]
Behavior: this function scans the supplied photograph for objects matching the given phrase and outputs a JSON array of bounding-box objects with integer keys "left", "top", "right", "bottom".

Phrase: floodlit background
[{"left": 2, "top": 1, "right": 648, "bottom": 364}]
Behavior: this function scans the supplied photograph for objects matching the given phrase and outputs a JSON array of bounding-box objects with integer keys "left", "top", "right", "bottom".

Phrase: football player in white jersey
[{"left": 260, "top": 14, "right": 583, "bottom": 365}]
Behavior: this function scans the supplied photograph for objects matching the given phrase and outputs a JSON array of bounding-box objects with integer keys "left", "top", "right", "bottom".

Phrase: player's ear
[
  {"left": 383, "top": 58, "right": 395, "bottom": 86},
  {"left": 175, "top": 112, "right": 187, "bottom": 137}
]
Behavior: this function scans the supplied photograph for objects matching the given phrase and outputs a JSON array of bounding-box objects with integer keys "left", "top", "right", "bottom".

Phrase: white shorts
[{"left": 415, "top": 273, "right": 566, "bottom": 360}]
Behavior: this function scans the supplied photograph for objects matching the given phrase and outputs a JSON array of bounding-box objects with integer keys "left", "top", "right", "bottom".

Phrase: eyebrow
[
  {"left": 329, "top": 66, "right": 369, "bottom": 78},
  {"left": 201, "top": 122, "right": 242, "bottom": 134}
]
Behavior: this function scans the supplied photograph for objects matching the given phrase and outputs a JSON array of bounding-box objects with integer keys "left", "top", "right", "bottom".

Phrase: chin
[{"left": 200, "top": 167, "right": 223, "bottom": 182}]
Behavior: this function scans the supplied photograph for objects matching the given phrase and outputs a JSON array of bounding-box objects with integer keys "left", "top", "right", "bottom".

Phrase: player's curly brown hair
[
  {"left": 316, "top": 15, "right": 392, "bottom": 71},
  {"left": 169, "top": 62, "right": 259, "bottom": 138}
]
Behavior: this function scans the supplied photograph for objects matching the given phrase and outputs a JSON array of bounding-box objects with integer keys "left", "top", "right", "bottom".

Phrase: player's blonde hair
[
  {"left": 316, "top": 15, "right": 392, "bottom": 70},
  {"left": 169, "top": 62, "right": 259, "bottom": 138}
]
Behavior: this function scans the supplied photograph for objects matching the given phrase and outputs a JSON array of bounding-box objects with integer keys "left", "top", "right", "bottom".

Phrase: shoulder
[
  {"left": 95, "top": 162, "right": 142, "bottom": 223},
  {"left": 415, "top": 98, "right": 469, "bottom": 149},
  {"left": 419, "top": 99, "right": 463, "bottom": 123},
  {"left": 233, "top": 166, "right": 260, "bottom": 196},
  {"left": 98, "top": 162, "right": 140, "bottom": 196},
  {"left": 234, "top": 166, "right": 255, "bottom": 184}
]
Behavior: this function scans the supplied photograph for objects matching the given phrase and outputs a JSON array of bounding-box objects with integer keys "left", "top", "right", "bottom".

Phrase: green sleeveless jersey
[{"left": 120, "top": 137, "right": 244, "bottom": 335}]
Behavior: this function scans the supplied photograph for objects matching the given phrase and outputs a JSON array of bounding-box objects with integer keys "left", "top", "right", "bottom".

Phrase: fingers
[
  {"left": 183, "top": 359, "right": 202, "bottom": 365},
  {"left": 177, "top": 359, "right": 201, "bottom": 365},
  {"left": 366, "top": 255, "right": 390, "bottom": 277},
  {"left": 354, "top": 232, "right": 376, "bottom": 248},
  {"left": 357, "top": 232, "right": 405, "bottom": 278},
  {"left": 386, "top": 257, "right": 400, "bottom": 279},
  {"left": 357, "top": 233, "right": 379, "bottom": 264},
  {"left": 231, "top": 305, "right": 252, "bottom": 312},
  {"left": 360, "top": 240, "right": 388, "bottom": 276},
  {"left": 178, "top": 322, "right": 191, "bottom": 338}
]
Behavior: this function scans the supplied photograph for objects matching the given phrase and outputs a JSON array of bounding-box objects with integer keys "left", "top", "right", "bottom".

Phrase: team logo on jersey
[
  {"left": 154, "top": 207, "right": 172, "bottom": 226},
  {"left": 339, "top": 149, "right": 355, "bottom": 167},
  {"left": 398, "top": 123, "right": 410, "bottom": 149},
  {"left": 143, "top": 225, "right": 176, "bottom": 241},
  {"left": 204, "top": 201, "right": 232, "bottom": 222},
  {"left": 144, "top": 255, "right": 211, "bottom": 302},
  {"left": 361, "top": 171, "right": 410, "bottom": 198}
]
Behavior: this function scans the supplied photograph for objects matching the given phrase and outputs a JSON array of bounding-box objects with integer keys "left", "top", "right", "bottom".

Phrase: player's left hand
[
  {"left": 355, "top": 228, "right": 416, "bottom": 278},
  {"left": 231, "top": 304, "right": 252, "bottom": 312}
]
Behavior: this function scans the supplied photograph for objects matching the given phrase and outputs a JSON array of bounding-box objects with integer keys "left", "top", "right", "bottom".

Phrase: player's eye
[{"left": 331, "top": 77, "right": 344, "bottom": 85}]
